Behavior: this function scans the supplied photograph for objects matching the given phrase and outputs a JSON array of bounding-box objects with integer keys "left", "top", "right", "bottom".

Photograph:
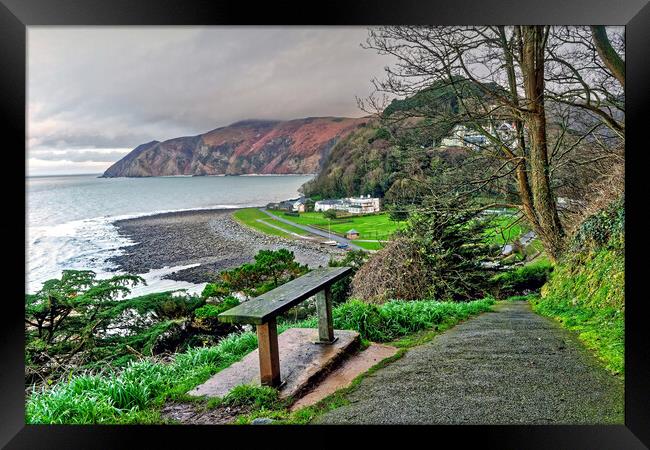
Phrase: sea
[{"left": 26, "top": 174, "right": 313, "bottom": 297}]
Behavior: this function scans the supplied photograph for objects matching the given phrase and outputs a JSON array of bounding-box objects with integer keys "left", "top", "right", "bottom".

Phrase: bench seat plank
[{"left": 218, "top": 266, "right": 352, "bottom": 325}]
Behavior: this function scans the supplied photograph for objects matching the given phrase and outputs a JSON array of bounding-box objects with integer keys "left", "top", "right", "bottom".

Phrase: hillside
[
  {"left": 103, "top": 117, "right": 369, "bottom": 177},
  {"left": 301, "top": 79, "right": 486, "bottom": 199}
]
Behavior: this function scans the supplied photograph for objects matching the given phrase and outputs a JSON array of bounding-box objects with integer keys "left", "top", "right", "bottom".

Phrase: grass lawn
[
  {"left": 240, "top": 207, "right": 529, "bottom": 250},
  {"left": 276, "top": 211, "right": 404, "bottom": 241},
  {"left": 353, "top": 241, "right": 385, "bottom": 251},
  {"left": 483, "top": 214, "right": 529, "bottom": 245},
  {"left": 233, "top": 208, "right": 309, "bottom": 238}
]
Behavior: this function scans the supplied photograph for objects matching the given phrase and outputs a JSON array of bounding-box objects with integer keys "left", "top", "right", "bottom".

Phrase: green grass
[
  {"left": 26, "top": 331, "right": 260, "bottom": 424},
  {"left": 241, "top": 208, "right": 527, "bottom": 251},
  {"left": 27, "top": 296, "right": 494, "bottom": 424},
  {"left": 285, "top": 297, "right": 495, "bottom": 343},
  {"left": 277, "top": 211, "right": 404, "bottom": 241},
  {"left": 263, "top": 218, "right": 311, "bottom": 236},
  {"left": 208, "top": 385, "right": 285, "bottom": 410},
  {"left": 353, "top": 240, "right": 385, "bottom": 250},
  {"left": 233, "top": 208, "right": 309, "bottom": 238},
  {"left": 531, "top": 244, "right": 624, "bottom": 376},
  {"left": 483, "top": 214, "right": 529, "bottom": 245}
]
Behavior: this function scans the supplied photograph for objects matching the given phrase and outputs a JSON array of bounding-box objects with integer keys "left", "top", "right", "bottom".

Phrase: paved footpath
[{"left": 316, "top": 301, "right": 624, "bottom": 424}]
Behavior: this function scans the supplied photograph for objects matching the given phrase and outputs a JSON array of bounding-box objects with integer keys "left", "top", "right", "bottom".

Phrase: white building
[
  {"left": 314, "top": 195, "right": 381, "bottom": 214},
  {"left": 440, "top": 124, "right": 487, "bottom": 150},
  {"left": 314, "top": 199, "right": 346, "bottom": 212},
  {"left": 440, "top": 122, "right": 516, "bottom": 151},
  {"left": 349, "top": 195, "right": 381, "bottom": 213}
]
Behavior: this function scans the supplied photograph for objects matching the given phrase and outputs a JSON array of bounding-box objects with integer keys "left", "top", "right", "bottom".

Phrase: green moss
[{"left": 532, "top": 198, "right": 624, "bottom": 376}]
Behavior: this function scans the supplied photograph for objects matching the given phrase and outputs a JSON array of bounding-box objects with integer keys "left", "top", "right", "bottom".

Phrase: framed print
[{"left": 2, "top": 0, "right": 649, "bottom": 447}]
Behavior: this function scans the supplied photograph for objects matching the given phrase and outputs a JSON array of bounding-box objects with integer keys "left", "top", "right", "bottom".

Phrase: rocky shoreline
[{"left": 108, "top": 208, "right": 345, "bottom": 284}]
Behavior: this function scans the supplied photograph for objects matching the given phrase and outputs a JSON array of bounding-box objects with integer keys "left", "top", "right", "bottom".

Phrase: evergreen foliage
[
  {"left": 202, "top": 249, "right": 308, "bottom": 300},
  {"left": 352, "top": 196, "right": 500, "bottom": 302}
]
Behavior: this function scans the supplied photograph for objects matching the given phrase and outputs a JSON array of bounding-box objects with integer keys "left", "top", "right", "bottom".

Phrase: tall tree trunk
[
  {"left": 591, "top": 26, "right": 625, "bottom": 87},
  {"left": 520, "top": 26, "right": 565, "bottom": 262},
  {"left": 498, "top": 26, "right": 541, "bottom": 237}
]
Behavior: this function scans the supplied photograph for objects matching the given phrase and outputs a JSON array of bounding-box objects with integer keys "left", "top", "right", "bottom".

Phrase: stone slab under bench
[{"left": 188, "top": 328, "right": 360, "bottom": 400}]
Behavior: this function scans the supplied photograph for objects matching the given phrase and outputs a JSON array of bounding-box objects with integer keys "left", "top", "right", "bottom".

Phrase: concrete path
[
  {"left": 256, "top": 218, "right": 314, "bottom": 239},
  {"left": 315, "top": 301, "right": 624, "bottom": 425},
  {"left": 260, "top": 208, "right": 365, "bottom": 251}
]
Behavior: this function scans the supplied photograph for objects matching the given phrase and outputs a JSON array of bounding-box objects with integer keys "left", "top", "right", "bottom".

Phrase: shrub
[
  {"left": 490, "top": 261, "right": 553, "bottom": 299},
  {"left": 193, "top": 297, "right": 240, "bottom": 319},
  {"left": 367, "top": 127, "right": 391, "bottom": 144},
  {"left": 571, "top": 196, "right": 624, "bottom": 251},
  {"left": 352, "top": 197, "right": 498, "bottom": 302},
  {"left": 323, "top": 209, "right": 338, "bottom": 220},
  {"left": 291, "top": 297, "right": 495, "bottom": 342},
  {"left": 202, "top": 249, "right": 308, "bottom": 300},
  {"left": 328, "top": 250, "right": 370, "bottom": 304}
]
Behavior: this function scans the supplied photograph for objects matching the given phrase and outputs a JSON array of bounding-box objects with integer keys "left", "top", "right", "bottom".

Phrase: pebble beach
[{"left": 108, "top": 208, "right": 345, "bottom": 284}]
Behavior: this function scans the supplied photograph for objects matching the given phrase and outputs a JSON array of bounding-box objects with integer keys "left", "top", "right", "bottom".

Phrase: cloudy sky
[{"left": 27, "top": 26, "right": 392, "bottom": 176}]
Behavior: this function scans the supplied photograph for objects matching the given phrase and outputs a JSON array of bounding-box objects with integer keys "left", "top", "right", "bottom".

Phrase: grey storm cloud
[
  {"left": 29, "top": 150, "right": 131, "bottom": 163},
  {"left": 34, "top": 130, "right": 155, "bottom": 150},
  {"left": 28, "top": 26, "right": 393, "bottom": 170}
]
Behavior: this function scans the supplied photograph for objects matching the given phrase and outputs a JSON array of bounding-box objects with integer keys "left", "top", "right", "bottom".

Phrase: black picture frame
[{"left": 3, "top": 0, "right": 649, "bottom": 447}]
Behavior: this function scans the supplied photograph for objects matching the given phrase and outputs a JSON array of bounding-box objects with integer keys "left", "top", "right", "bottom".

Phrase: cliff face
[{"left": 102, "top": 117, "right": 369, "bottom": 177}]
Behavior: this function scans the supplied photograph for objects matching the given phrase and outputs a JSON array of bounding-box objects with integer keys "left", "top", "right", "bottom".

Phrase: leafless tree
[{"left": 360, "top": 25, "right": 624, "bottom": 262}]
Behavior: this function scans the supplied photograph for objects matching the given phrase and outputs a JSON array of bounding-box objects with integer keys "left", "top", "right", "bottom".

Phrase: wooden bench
[{"left": 218, "top": 266, "right": 353, "bottom": 387}]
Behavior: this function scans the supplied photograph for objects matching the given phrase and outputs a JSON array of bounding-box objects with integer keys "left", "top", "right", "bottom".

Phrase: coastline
[
  {"left": 98, "top": 173, "right": 317, "bottom": 179},
  {"left": 108, "top": 207, "right": 345, "bottom": 285}
]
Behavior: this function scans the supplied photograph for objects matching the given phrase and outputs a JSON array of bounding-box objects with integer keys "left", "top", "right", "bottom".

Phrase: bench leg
[
  {"left": 316, "top": 287, "right": 336, "bottom": 343},
  {"left": 256, "top": 318, "right": 281, "bottom": 387}
]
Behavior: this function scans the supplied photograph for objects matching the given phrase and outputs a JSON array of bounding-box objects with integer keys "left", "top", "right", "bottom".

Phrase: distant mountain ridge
[{"left": 102, "top": 117, "right": 369, "bottom": 177}]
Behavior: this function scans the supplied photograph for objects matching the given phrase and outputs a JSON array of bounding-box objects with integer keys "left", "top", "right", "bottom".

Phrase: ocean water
[{"left": 26, "top": 174, "right": 313, "bottom": 296}]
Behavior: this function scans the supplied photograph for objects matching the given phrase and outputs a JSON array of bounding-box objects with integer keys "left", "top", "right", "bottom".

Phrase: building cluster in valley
[{"left": 268, "top": 194, "right": 381, "bottom": 215}]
